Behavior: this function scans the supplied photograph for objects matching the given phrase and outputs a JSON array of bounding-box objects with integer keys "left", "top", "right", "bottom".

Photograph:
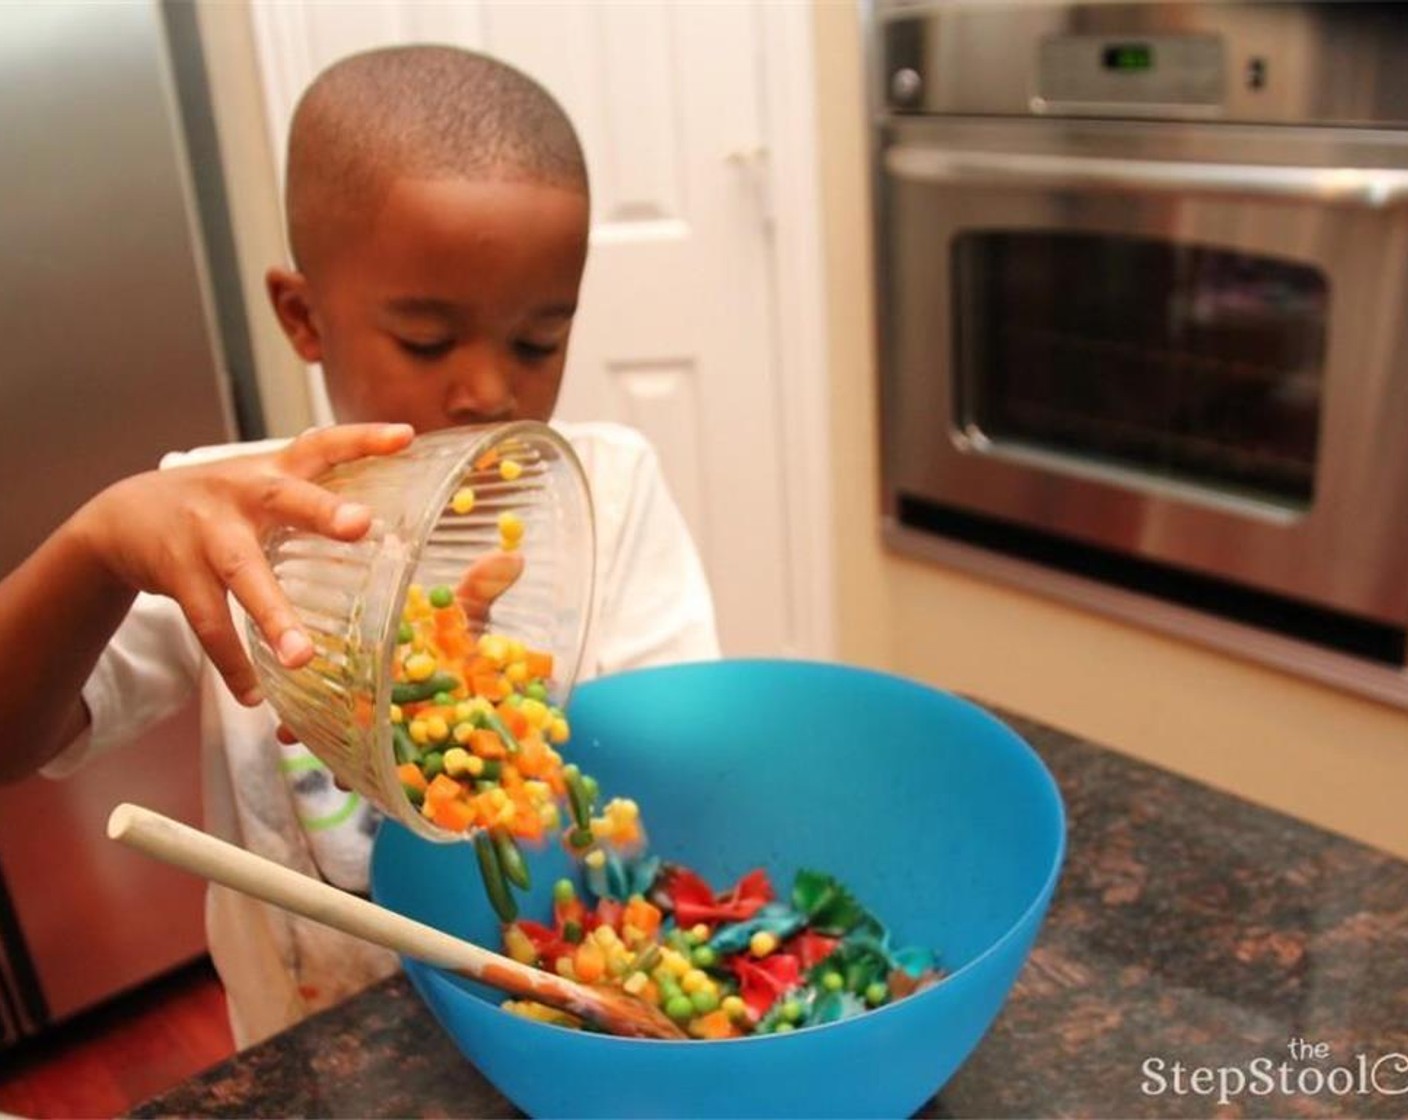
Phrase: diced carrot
[
  {"left": 353, "top": 694, "right": 375, "bottom": 729},
  {"left": 431, "top": 797, "right": 476, "bottom": 832},
  {"left": 469, "top": 729, "right": 507, "bottom": 759},
  {"left": 397, "top": 763, "right": 427, "bottom": 791},
  {"left": 425, "top": 773, "right": 464, "bottom": 805},
  {"left": 515, "top": 735, "right": 549, "bottom": 777},
  {"left": 623, "top": 896, "right": 662, "bottom": 940},
  {"left": 525, "top": 650, "right": 553, "bottom": 680},
  {"left": 496, "top": 705, "right": 530, "bottom": 739},
  {"left": 472, "top": 672, "right": 508, "bottom": 701},
  {"left": 474, "top": 448, "right": 499, "bottom": 470},
  {"left": 691, "top": 1010, "right": 740, "bottom": 1040},
  {"left": 434, "top": 609, "right": 472, "bottom": 661},
  {"left": 574, "top": 941, "right": 607, "bottom": 983}
]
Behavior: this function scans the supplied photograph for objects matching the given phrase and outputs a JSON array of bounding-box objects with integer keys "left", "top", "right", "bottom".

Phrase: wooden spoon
[{"left": 107, "top": 803, "right": 686, "bottom": 1040}]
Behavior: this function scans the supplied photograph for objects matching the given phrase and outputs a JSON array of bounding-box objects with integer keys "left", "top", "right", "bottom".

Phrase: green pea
[
  {"left": 421, "top": 751, "right": 445, "bottom": 780},
  {"left": 432, "top": 690, "right": 455, "bottom": 706},
  {"left": 864, "top": 982, "right": 889, "bottom": 1007},
  {"left": 780, "top": 999, "right": 803, "bottom": 1023},
  {"left": 428, "top": 585, "right": 454, "bottom": 609},
  {"left": 525, "top": 682, "right": 549, "bottom": 702},
  {"left": 553, "top": 878, "right": 576, "bottom": 905},
  {"left": 691, "top": 946, "right": 718, "bottom": 969},
  {"left": 820, "top": 970, "right": 844, "bottom": 992},
  {"left": 503, "top": 693, "right": 523, "bottom": 708},
  {"left": 664, "top": 994, "right": 695, "bottom": 1023},
  {"left": 690, "top": 989, "right": 719, "bottom": 1014},
  {"left": 775, "top": 1021, "right": 795, "bottom": 1034},
  {"left": 397, "top": 621, "right": 414, "bottom": 644},
  {"left": 402, "top": 782, "right": 425, "bottom": 807}
]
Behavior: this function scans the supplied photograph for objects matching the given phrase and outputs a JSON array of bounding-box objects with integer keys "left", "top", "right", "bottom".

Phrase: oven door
[{"left": 881, "top": 118, "right": 1408, "bottom": 631}]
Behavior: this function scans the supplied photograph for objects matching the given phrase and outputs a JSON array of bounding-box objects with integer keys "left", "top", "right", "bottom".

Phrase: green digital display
[{"left": 1103, "top": 43, "right": 1154, "bottom": 72}]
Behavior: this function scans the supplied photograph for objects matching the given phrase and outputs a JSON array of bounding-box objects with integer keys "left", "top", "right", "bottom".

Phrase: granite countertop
[{"left": 132, "top": 711, "right": 1408, "bottom": 1119}]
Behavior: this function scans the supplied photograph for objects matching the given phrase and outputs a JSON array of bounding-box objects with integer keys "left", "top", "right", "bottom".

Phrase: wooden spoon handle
[{"left": 106, "top": 803, "right": 682, "bottom": 1038}]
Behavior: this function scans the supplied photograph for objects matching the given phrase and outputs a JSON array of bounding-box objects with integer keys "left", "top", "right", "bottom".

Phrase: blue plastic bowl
[{"left": 372, "top": 659, "right": 1065, "bottom": 1118}]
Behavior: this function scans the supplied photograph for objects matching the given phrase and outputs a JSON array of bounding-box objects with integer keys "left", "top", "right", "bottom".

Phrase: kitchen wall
[{"left": 814, "top": 1, "right": 1408, "bottom": 862}]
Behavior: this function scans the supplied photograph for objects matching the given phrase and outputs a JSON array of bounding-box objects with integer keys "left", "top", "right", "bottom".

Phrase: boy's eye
[
  {"left": 514, "top": 340, "right": 561, "bottom": 362},
  {"left": 397, "top": 337, "right": 454, "bottom": 360}
]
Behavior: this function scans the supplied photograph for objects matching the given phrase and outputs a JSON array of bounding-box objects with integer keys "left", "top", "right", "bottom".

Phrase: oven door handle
[{"left": 886, "top": 146, "right": 1408, "bottom": 208}]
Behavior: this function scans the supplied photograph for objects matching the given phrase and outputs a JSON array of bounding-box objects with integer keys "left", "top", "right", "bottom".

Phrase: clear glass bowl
[{"left": 247, "top": 422, "right": 595, "bottom": 841}]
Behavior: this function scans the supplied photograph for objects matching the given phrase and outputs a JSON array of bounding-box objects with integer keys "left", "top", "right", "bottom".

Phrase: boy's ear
[{"left": 266, "top": 267, "right": 323, "bottom": 363}]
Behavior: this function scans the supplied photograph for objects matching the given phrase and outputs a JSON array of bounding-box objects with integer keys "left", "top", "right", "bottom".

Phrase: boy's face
[{"left": 269, "top": 176, "right": 590, "bottom": 432}]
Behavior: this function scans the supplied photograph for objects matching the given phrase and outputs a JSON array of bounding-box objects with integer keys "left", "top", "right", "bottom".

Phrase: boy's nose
[{"left": 444, "top": 354, "right": 515, "bottom": 424}]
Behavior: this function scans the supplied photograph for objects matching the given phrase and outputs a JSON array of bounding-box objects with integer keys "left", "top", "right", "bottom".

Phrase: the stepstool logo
[{"left": 1141, "top": 1037, "right": 1408, "bottom": 1107}]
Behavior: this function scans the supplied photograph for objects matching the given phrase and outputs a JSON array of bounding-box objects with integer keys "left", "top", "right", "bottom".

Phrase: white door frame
[{"left": 759, "top": 2, "right": 835, "bottom": 660}]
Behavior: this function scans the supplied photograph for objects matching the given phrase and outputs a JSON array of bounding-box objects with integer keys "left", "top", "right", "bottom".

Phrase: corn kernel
[
  {"left": 424, "top": 715, "right": 449, "bottom": 742},
  {"left": 389, "top": 703, "right": 404, "bottom": 724},
  {"left": 505, "top": 661, "right": 528, "bottom": 685},
  {"left": 623, "top": 971, "right": 649, "bottom": 996},
  {"left": 503, "top": 925, "right": 537, "bottom": 965},
  {"left": 477, "top": 633, "right": 510, "bottom": 666},
  {"left": 555, "top": 957, "right": 576, "bottom": 980},
  {"left": 498, "top": 511, "right": 525, "bottom": 550},
  {"left": 584, "top": 849, "right": 606, "bottom": 869},
  {"left": 408, "top": 719, "right": 430, "bottom": 745},
  {"left": 452, "top": 721, "right": 475, "bottom": 745},
  {"left": 405, "top": 652, "right": 437, "bottom": 681},
  {"left": 621, "top": 923, "right": 646, "bottom": 946},
  {"left": 450, "top": 486, "right": 476, "bottom": 515},
  {"left": 548, "top": 718, "right": 570, "bottom": 744},
  {"left": 442, "top": 747, "right": 474, "bottom": 776},
  {"left": 520, "top": 698, "right": 550, "bottom": 728},
  {"left": 690, "top": 923, "right": 711, "bottom": 942},
  {"left": 499, "top": 459, "right": 523, "bottom": 482},
  {"left": 749, "top": 931, "right": 778, "bottom": 957},
  {"left": 592, "top": 925, "right": 619, "bottom": 948},
  {"left": 538, "top": 803, "right": 561, "bottom": 829},
  {"left": 454, "top": 702, "right": 474, "bottom": 722},
  {"left": 680, "top": 969, "right": 709, "bottom": 994},
  {"left": 721, "top": 995, "right": 747, "bottom": 1020},
  {"left": 663, "top": 949, "right": 692, "bottom": 978}
]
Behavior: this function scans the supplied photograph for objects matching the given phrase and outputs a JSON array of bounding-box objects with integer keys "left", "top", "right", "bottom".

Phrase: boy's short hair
[{"left": 285, "top": 44, "right": 589, "bottom": 271}]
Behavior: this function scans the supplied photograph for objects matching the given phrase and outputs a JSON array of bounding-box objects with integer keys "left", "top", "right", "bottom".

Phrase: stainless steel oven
[{"left": 873, "top": 0, "right": 1408, "bottom": 705}]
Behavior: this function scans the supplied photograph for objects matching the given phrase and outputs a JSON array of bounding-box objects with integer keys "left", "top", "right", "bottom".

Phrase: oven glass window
[{"left": 952, "top": 232, "right": 1328, "bottom": 509}]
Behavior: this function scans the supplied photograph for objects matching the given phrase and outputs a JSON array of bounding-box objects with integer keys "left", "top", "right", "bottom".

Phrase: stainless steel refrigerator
[{"left": 0, "top": 0, "right": 261, "bottom": 1044}]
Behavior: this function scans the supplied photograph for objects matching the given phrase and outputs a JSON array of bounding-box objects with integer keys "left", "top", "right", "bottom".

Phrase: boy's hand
[
  {"left": 73, "top": 423, "right": 414, "bottom": 706},
  {"left": 456, "top": 550, "right": 525, "bottom": 631}
]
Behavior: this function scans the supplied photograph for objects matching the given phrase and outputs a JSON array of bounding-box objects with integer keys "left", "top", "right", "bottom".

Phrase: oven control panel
[{"left": 1036, "top": 34, "right": 1224, "bottom": 112}]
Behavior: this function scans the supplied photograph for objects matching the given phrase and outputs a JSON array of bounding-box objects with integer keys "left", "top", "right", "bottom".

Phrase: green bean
[
  {"left": 473, "top": 833, "right": 518, "bottom": 923},
  {"left": 480, "top": 709, "right": 521, "bottom": 755},
  {"left": 563, "top": 767, "right": 594, "bottom": 829},
  {"left": 391, "top": 672, "right": 461, "bottom": 705},
  {"left": 391, "top": 724, "right": 419, "bottom": 765},
  {"left": 493, "top": 829, "right": 531, "bottom": 890}
]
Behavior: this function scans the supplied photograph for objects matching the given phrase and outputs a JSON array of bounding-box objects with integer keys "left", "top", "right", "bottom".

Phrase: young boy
[{"left": 0, "top": 45, "right": 718, "bottom": 1045}]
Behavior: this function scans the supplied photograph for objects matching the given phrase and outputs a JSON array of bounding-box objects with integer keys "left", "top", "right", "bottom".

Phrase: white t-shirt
[{"left": 45, "top": 421, "right": 719, "bottom": 1047}]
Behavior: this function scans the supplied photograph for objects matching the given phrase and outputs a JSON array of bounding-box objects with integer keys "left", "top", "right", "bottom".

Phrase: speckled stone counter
[{"left": 130, "top": 711, "right": 1408, "bottom": 1118}]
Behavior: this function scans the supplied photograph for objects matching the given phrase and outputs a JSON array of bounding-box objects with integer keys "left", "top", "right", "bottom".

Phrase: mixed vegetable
[
  {"left": 388, "top": 472, "right": 942, "bottom": 1035},
  {"left": 499, "top": 856, "right": 943, "bottom": 1038}
]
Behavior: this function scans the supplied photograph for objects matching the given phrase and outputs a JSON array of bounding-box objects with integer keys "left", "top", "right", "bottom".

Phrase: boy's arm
[{"left": 0, "top": 422, "right": 413, "bottom": 783}]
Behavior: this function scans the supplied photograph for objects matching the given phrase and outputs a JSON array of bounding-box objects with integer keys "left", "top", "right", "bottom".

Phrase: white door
[{"left": 248, "top": 0, "right": 825, "bottom": 658}]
